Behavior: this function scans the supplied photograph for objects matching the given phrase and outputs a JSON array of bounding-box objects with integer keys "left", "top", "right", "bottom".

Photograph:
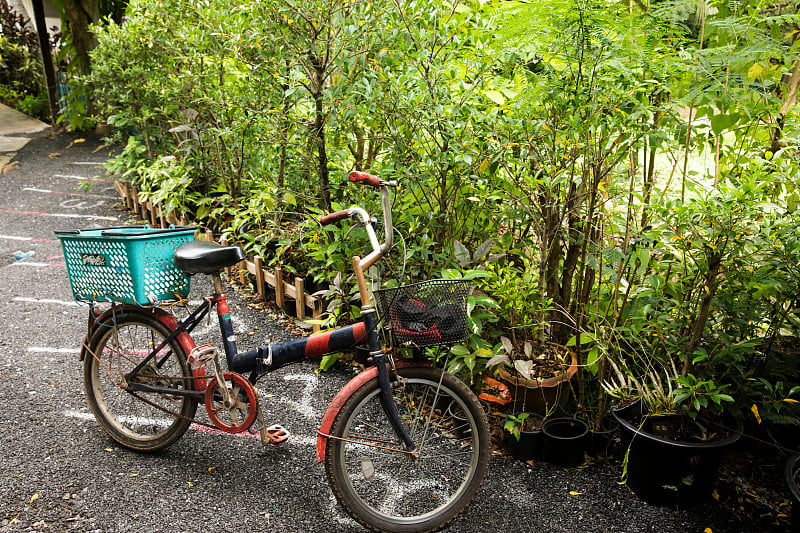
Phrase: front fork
[{"left": 363, "top": 308, "right": 417, "bottom": 453}]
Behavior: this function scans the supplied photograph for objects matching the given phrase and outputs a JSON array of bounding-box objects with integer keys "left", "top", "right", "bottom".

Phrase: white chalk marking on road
[
  {"left": 53, "top": 174, "right": 109, "bottom": 182},
  {"left": 15, "top": 297, "right": 79, "bottom": 307},
  {"left": 10, "top": 261, "right": 64, "bottom": 267},
  {"left": 0, "top": 208, "right": 116, "bottom": 221},
  {"left": 54, "top": 174, "right": 93, "bottom": 179},
  {"left": 24, "top": 187, "right": 116, "bottom": 200},
  {"left": 281, "top": 373, "right": 320, "bottom": 420},
  {"left": 0, "top": 234, "right": 56, "bottom": 243},
  {"left": 29, "top": 347, "right": 81, "bottom": 354}
]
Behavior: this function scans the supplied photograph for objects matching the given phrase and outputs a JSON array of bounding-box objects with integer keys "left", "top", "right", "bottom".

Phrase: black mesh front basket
[{"left": 374, "top": 279, "right": 472, "bottom": 348}]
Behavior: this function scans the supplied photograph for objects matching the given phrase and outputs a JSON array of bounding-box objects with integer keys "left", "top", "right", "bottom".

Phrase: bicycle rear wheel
[
  {"left": 325, "top": 366, "right": 490, "bottom": 532},
  {"left": 83, "top": 313, "right": 197, "bottom": 452}
]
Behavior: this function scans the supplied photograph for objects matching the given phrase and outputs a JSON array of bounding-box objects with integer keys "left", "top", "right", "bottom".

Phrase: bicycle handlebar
[
  {"left": 348, "top": 171, "right": 381, "bottom": 186},
  {"left": 319, "top": 210, "right": 351, "bottom": 226},
  {"left": 319, "top": 173, "right": 396, "bottom": 270}
]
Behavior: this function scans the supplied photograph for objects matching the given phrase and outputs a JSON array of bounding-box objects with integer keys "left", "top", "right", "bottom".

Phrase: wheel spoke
[{"left": 325, "top": 367, "right": 489, "bottom": 531}]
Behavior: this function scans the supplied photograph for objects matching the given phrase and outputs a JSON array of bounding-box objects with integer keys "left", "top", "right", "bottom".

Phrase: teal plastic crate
[{"left": 55, "top": 225, "right": 197, "bottom": 304}]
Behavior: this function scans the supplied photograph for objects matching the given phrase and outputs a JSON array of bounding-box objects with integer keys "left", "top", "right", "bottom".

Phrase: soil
[{"left": 511, "top": 341, "right": 571, "bottom": 380}]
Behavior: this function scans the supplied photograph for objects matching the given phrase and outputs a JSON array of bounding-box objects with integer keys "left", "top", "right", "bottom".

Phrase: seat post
[{"left": 212, "top": 272, "right": 225, "bottom": 294}]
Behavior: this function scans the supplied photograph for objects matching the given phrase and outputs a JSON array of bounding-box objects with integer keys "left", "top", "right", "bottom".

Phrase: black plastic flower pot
[
  {"left": 282, "top": 297, "right": 297, "bottom": 317},
  {"left": 504, "top": 412, "right": 545, "bottom": 461},
  {"left": 586, "top": 415, "right": 620, "bottom": 458},
  {"left": 542, "top": 417, "right": 589, "bottom": 467},
  {"left": 611, "top": 400, "right": 743, "bottom": 508},
  {"left": 784, "top": 454, "right": 800, "bottom": 532}
]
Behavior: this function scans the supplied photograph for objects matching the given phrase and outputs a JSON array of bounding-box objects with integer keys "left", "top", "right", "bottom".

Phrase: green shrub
[{"left": 0, "top": 1, "right": 48, "bottom": 121}]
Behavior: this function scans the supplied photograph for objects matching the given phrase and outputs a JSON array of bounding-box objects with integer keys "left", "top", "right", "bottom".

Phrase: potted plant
[
  {"left": 503, "top": 411, "right": 546, "bottom": 460},
  {"left": 487, "top": 335, "right": 578, "bottom": 415},
  {"left": 603, "top": 356, "right": 742, "bottom": 507}
]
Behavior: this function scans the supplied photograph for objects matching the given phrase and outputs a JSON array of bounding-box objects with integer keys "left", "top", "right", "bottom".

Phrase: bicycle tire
[
  {"left": 83, "top": 313, "right": 198, "bottom": 452},
  {"left": 325, "top": 366, "right": 490, "bottom": 532}
]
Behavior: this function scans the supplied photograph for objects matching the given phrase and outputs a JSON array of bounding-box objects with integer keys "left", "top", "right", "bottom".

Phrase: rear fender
[
  {"left": 316, "top": 360, "right": 428, "bottom": 462},
  {"left": 79, "top": 305, "right": 202, "bottom": 389}
]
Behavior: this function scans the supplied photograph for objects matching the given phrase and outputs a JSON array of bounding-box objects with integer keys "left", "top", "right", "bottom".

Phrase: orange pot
[{"left": 496, "top": 344, "right": 578, "bottom": 415}]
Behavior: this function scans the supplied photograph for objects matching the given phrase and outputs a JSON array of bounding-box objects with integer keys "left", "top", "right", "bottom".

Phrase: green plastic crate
[{"left": 55, "top": 225, "right": 196, "bottom": 304}]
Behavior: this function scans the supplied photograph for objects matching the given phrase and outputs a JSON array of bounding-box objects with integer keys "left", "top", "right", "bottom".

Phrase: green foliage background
[{"left": 70, "top": 0, "right": 800, "bottom": 429}]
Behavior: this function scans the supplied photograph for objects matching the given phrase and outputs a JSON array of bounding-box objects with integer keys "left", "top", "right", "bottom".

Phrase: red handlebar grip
[
  {"left": 348, "top": 171, "right": 381, "bottom": 187},
  {"left": 319, "top": 210, "right": 350, "bottom": 226}
]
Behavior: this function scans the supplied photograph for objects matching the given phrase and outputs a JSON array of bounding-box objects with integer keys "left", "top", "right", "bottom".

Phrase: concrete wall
[{"left": 11, "top": 0, "right": 61, "bottom": 33}]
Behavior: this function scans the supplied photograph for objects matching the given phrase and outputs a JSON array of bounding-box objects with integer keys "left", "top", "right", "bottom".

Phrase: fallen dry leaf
[
  {"left": 65, "top": 138, "right": 85, "bottom": 149},
  {"left": 30, "top": 493, "right": 39, "bottom": 504},
  {"left": 1, "top": 161, "right": 20, "bottom": 174},
  {"left": 48, "top": 152, "right": 61, "bottom": 159}
]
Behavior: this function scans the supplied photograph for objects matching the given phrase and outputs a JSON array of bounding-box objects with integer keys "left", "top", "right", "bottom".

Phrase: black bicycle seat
[{"left": 173, "top": 240, "right": 245, "bottom": 274}]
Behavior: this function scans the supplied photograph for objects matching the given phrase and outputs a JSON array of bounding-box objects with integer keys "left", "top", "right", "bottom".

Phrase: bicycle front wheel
[
  {"left": 325, "top": 366, "right": 490, "bottom": 532},
  {"left": 83, "top": 313, "right": 198, "bottom": 452}
]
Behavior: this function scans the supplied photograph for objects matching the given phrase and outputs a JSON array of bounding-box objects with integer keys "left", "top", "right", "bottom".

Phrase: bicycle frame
[{"left": 81, "top": 174, "right": 420, "bottom": 453}]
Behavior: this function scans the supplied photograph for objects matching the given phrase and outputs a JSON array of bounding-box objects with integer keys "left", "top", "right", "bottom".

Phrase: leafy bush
[{"left": 0, "top": 1, "right": 48, "bottom": 120}]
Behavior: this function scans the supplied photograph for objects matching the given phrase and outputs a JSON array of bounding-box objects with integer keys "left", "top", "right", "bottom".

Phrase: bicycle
[{"left": 56, "top": 171, "right": 490, "bottom": 532}]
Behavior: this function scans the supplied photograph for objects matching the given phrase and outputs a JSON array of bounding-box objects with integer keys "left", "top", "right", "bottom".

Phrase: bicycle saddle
[{"left": 173, "top": 240, "right": 245, "bottom": 274}]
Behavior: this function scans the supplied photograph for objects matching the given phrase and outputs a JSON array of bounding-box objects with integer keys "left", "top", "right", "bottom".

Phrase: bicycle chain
[{"left": 128, "top": 389, "right": 220, "bottom": 430}]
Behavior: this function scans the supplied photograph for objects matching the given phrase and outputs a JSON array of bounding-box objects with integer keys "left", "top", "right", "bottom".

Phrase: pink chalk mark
[{"left": 190, "top": 423, "right": 259, "bottom": 440}]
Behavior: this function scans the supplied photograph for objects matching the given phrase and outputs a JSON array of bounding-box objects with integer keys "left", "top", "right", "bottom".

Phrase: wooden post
[
  {"left": 255, "top": 257, "right": 266, "bottom": 299},
  {"left": 131, "top": 185, "right": 140, "bottom": 217},
  {"left": 295, "top": 277, "right": 305, "bottom": 319},
  {"left": 275, "top": 267, "right": 284, "bottom": 309},
  {"left": 124, "top": 182, "right": 132, "bottom": 210},
  {"left": 205, "top": 229, "right": 214, "bottom": 242},
  {"left": 312, "top": 299, "right": 323, "bottom": 332},
  {"left": 220, "top": 237, "right": 231, "bottom": 277},
  {"left": 147, "top": 201, "right": 157, "bottom": 226},
  {"left": 238, "top": 260, "right": 247, "bottom": 286}
]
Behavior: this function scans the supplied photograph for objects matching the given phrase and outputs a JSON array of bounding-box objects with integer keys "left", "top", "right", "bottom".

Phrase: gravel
[{"left": 0, "top": 130, "right": 763, "bottom": 532}]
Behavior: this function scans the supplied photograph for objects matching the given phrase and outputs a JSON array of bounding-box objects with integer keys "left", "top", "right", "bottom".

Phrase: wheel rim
[
  {"left": 90, "top": 320, "right": 190, "bottom": 442},
  {"left": 335, "top": 377, "right": 482, "bottom": 524}
]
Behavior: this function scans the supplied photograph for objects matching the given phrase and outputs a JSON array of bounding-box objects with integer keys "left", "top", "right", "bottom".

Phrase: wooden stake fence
[{"left": 114, "top": 180, "right": 323, "bottom": 331}]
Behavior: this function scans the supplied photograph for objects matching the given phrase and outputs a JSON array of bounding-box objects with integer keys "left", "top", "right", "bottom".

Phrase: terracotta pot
[{"left": 496, "top": 344, "right": 578, "bottom": 415}]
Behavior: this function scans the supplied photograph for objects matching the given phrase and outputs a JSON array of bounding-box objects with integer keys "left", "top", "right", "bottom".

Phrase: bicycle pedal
[
  {"left": 188, "top": 344, "right": 218, "bottom": 371},
  {"left": 262, "top": 424, "right": 289, "bottom": 446}
]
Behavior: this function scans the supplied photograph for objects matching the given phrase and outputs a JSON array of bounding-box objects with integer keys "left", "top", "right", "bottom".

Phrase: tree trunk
[
  {"left": 683, "top": 251, "right": 721, "bottom": 375},
  {"left": 61, "top": 0, "right": 101, "bottom": 74},
  {"left": 313, "top": 90, "right": 331, "bottom": 211}
]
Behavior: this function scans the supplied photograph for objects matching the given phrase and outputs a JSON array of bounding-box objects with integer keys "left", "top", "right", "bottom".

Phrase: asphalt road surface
[{"left": 0, "top": 131, "right": 755, "bottom": 532}]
